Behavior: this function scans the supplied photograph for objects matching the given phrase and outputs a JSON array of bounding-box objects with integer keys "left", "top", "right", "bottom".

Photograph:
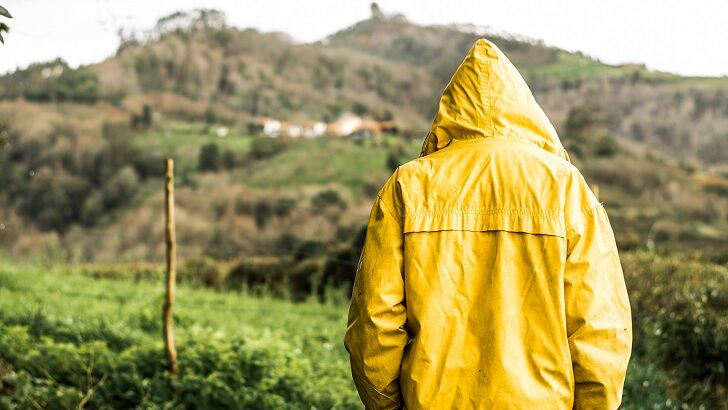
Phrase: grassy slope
[{"left": 240, "top": 136, "right": 421, "bottom": 193}]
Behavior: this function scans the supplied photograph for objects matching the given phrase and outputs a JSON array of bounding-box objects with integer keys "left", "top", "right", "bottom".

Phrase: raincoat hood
[{"left": 421, "top": 38, "right": 569, "bottom": 161}]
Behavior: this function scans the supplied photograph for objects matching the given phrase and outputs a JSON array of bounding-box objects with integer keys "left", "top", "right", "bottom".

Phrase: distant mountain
[{"left": 1, "top": 8, "right": 727, "bottom": 165}]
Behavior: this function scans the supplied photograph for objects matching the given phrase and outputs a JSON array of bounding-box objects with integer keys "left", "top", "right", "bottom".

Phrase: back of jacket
[{"left": 345, "top": 39, "right": 632, "bottom": 410}]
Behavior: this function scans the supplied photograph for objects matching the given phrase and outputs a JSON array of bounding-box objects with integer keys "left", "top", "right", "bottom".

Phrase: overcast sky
[{"left": 1, "top": 0, "right": 726, "bottom": 76}]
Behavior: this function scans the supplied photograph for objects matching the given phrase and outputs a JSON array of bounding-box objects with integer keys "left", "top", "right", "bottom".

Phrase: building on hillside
[
  {"left": 214, "top": 126, "right": 229, "bottom": 138},
  {"left": 280, "top": 122, "right": 303, "bottom": 138},
  {"left": 327, "top": 113, "right": 363, "bottom": 137},
  {"left": 259, "top": 114, "right": 392, "bottom": 139},
  {"left": 350, "top": 118, "right": 382, "bottom": 139},
  {"left": 302, "top": 121, "right": 327, "bottom": 138},
  {"left": 260, "top": 117, "right": 282, "bottom": 137}
]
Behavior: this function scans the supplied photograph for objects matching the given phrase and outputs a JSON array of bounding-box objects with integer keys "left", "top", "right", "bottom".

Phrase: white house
[
  {"left": 261, "top": 117, "right": 282, "bottom": 137},
  {"left": 327, "top": 113, "right": 363, "bottom": 137}
]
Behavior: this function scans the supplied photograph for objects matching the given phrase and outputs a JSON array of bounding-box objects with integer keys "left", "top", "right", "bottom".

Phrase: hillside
[
  {"left": 2, "top": 9, "right": 728, "bottom": 164},
  {"left": 0, "top": 7, "right": 727, "bottom": 264}
]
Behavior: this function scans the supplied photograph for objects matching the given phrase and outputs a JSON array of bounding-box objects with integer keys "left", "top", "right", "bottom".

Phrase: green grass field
[
  {"left": 240, "top": 136, "right": 420, "bottom": 195},
  {"left": 2, "top": 254, "right": 725, "bottom": 409},
  {"left": 0, "top": 263, "right": 360, "bottom": 409}
]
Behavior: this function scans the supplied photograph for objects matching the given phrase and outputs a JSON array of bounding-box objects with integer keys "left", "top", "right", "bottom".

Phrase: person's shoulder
[{"left": 562, "top": 160, "right": 602, "bottom": 235}]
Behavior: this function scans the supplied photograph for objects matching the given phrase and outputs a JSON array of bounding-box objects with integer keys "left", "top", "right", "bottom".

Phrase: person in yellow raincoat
[{"left": 344, "top": 38, "right": 632, "bottom": 409}]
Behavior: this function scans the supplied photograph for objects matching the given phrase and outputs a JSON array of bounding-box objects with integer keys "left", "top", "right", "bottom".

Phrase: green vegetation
[
  {"left": 0, "top": 263, "right": 359, "bottom": 409},
  {"left": 241, "top": 136, "right": 418, "bottom": 194},
  {"left": 132, "top": 122, "right": 252, "bottom": 156},
  {"left": 0, "top": 59, "right": 99, "bottom": 102},
  {"left": 0, "top": 5, "right": 10, "bottom": 44},
  {"left": 1, "top": 252, "right": 725, "bottom": 408}
]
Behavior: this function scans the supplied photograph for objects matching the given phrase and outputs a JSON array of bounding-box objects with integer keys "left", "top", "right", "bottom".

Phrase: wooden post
[{"left": 163, "top": 158, "right": 178, "bottom": 374}]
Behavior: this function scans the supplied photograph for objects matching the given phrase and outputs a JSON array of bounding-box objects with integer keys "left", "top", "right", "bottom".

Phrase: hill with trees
[{"left": 0, "top": 7, "right": 726, "bottom": 262}]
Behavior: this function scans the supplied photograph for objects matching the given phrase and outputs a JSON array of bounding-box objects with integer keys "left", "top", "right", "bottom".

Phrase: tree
[
  {"left": 131, "top": 105, "right": 153, "bottom": 130},
  {"left": 198, "top": 142, "right": 221, "bottom": 171},
  {"left": 594, "top": 135, "right": 619, "bottom": 158},
  {"left": 370, "top": 3, "right": 384, "bottom": 19},
  {"left": 141, "top": 104, "right": 153, "bottom": 127},
  {"left": 0, "top": 5, "right": 11, "bottom": 44},
  {"left": 564, "top": 104, "right": 602, "bottom": 142}
]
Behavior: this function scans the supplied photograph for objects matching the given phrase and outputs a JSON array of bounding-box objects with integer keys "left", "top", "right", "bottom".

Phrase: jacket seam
[
  {"left": 405, "top": 208, "right": 559, "bottom": 220},
  {"left": 377, "top": 194, "right": 403, "bottom": 228},
  {"left": 565, "top": 203, "right": 605, "bottom": 238}
]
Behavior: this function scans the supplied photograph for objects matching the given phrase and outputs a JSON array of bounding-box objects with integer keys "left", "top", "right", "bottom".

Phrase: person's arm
[
  {"left": 344, "top": 179, "right": 408, "bottom": 410},
  {"left": 564, "top": 178, "right": 633, "bottom": 409}
]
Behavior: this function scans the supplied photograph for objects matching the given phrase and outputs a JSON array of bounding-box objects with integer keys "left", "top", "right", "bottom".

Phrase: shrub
[
  {"left": 0, "top": 324, "right": 356, "bottom": 409},
  {"left": 623, "top": 251, "right": 728, "bottom": 405},
  {"left": 310, "top": 189, "right": 347, "bottom": 210},
  {"left": 273, "top": 197, "right": 297, "bottom": 217},
  {"left": 204, "top": 230, "right": 239, "bottom": 260},
  {"left": 78, "top": 263, "right": 163, "bottom": 281},
  {"left": 253, "top": 200, "right": 273, "bottom": 229},
  {"left": 563, "top": 104, "right": 604, "bottom": 143},
  {"left": 222, "top": 149, "right": 237, "bottom": 169},
  {"left": 102, "top": 166, "right": 140, "bottom": 209},
  {"left": 249, "top": 137, "right": 280, "bottom": 160},
  {"left": 198, "top": 142, "right": 221, "bottom": 172},
  {"left": 179, "top": 257, "right": 227, "bottom": 288},
  {"left": 594, "top": 135, "right": 619, "bottom": 157},
  {"left": 226, "top": 257, "right": 291, "bottom": 294}
]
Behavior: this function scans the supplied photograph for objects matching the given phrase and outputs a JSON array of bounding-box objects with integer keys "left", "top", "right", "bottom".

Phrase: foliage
[
  {"left": 0, "top": 59, "right": 99, "bottom": 102},
  {"left": 0, "top": 119, "right": 158, "bottom": 231},
  {"left": 0, "top": 263, "right": 361, "bottom": 409},
  {"left": 198, "top": 142, "right": 221, "bottom": 172},
  {"left": 311, "top": 189, "right": 347, "bottom": 210},
  {"left": 178, "top": 257, "right": 227, "bottom": 287},
  {"left": 131, "top": 104, "right": 154, "bottom": 130},
  {"left": 2, "top": 254, "right": 726, "bottom": 408},
  {"left": 594, "top": 135, "right": 619, "bottom": 157},
  {"left": 623, "top": 251, "right": 728, "bottom": 405},
  {"left": 0, "top": 4, "right": 11, "bottom": 44},
  {"left": 249, "top": 136, "right": 281, "bottom": 160}
]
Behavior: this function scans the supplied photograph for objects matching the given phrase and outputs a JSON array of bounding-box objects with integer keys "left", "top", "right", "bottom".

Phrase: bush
[
  {"left": 102, "top": 166, "right": 140, "bottom": 209},
  {"left": 204, "top": 230, "right": 239, "bottom": 260},
  {"left": 179, "top": 257, "right": 227, "bottom": 288},
  {"left": 273, "top": 197, "right": 297, "bottom": 217},
  {"left": 249, "top": 137, "right": 281, "bottom": 160},
  {"left": 0, "top": 325, "right": 355, "bottom": 409},
  {"left": 253, "top": 199, "right": 273, "bottom": 229},
  {"left": 563, "top": 104, "right": 604, "bottom": 143},
  {"left": 198, "top": 142, "right": 221, "bottom": 172},
  {"left": 222, "top": 149, "right": 237, "bottom": 169},
  {"left": 131, "top": 105, "right": 154, "bottom": 130},
  {"left": 623, "top": 251, "right": 728, "bottom": 405},
  {"left": 594, "top": 135, "right": 619, "bottom": 157},
  {"left": 78, "top": 263, "right": 163, "bottom": 281},
  {"left": 310, "top": 189, "right": 347, "bottom": 210},
  {"left": 226, "top": 257, "right": 292, "bottom": 294}
]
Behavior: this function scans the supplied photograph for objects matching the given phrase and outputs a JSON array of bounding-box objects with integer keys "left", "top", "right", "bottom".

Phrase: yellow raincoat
[{"left": 344, "top": 39, "right": 632, "bottom": 409}]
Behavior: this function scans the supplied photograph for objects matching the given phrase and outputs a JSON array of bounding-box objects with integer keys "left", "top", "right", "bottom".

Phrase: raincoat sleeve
[
  {"left": 564, "top": 171, "right": 633, "bottom": 410},
  {"left": 344, "top": 174, "right": 408, "bottom": 410}
]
